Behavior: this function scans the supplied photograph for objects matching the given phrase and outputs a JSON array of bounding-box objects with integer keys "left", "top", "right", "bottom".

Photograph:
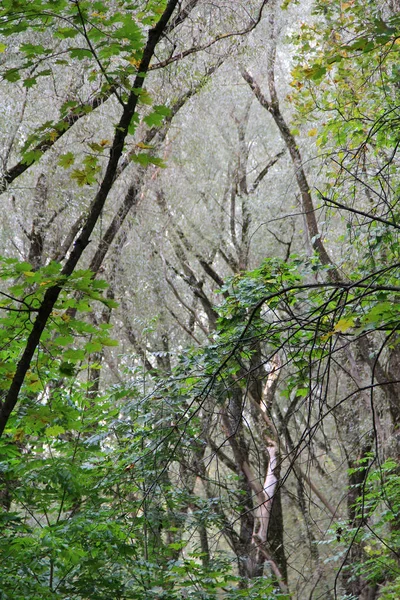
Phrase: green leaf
[
  {"left": 114, "top": 15, "right": 143, "bottom": 46},
  {"left": 143, "top": 112, "right": 165, "bottom": 127},
  {"left": 69, "top": 48, "right": 93, "bottom": 60},
  {"left": 14, "top": 262, "right": 33, "bottom": 273},
  {"left": 98, "top": 43, "right": 123, "bottom": 59},
  {"left": 23, "top": 76, "right": 37, "bottom": 88},
  {"left": 55, "top": 335, "right": 75, "bottom": 346},
  {"left": 58, "top": 362, "right": 77, "bottom": 377},
  {"left": 143, "top": 105, "right": 171, "bottom": 127},
  {"left": 58, "top": 152, "right": 75, "bottom": 168},
  {"left": 132, "top": 87, "right": 152, "bottom": 105},
  {"left": 21, "top": 150, "right": 43, "bottom": 166},
  {"left": 130, "top": 153, "right": 166, "bottom": 167},
  {"left": 62, "top": 348, "right": 85, "bottom": 362},
  {"left": 296, "top": 388, "right": 309, "bottom": 397},
  {"left": 84, "top": 341, "right": 103, "bottom": 353},
  {"left": 45, "top": 425, "right": 65, "bottom": 437},
  {"left": 70, "top": 168, "right": 96, "bottom": 186},
  {"left": 55, "top": 28, "right": 80, "bottom": 39},
  {"left": 152, "top": 104, "right": 171, "bottom": 117},
  {"left": 3, "top": 69, "right": 20, "bottom": 82},
  {"left": 304, "top": 64, "right": 327, "bottom": 82},
  {"left": 98, "top": 337, "right": 119, "bottom": 347},
  {"left": 20, "top": 43, "right": 48, "bottom": 57}
]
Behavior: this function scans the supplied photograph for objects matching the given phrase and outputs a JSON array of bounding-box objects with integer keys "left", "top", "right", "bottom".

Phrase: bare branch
[{"left": 150, "top": 1, "right": 270, "bottom": 70}]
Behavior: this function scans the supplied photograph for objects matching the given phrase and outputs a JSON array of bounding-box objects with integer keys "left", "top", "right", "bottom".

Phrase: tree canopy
[{"left": 1, "top": 0, "right": 400, "bottom": 598}]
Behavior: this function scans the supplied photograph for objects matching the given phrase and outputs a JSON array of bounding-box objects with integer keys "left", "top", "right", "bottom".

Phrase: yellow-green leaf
[
  {"left": 334, "top": 317, "right": 354, "bottom": 333},
  {"left": 45, "top": 425, "right": 65, "bottom": 437}
]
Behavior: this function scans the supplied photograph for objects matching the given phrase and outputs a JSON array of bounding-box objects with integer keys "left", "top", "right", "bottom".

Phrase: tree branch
[
  {"left": 0, "top": 88, "right": 115, "bottom": 193},
  {"left": 0, "top": 0, "right": 180, "bottom": 438}
]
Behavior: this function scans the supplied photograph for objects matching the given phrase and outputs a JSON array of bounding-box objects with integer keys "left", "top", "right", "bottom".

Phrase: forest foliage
[{"left": 1, "top": 0, "right": 400, "bottom": 598}]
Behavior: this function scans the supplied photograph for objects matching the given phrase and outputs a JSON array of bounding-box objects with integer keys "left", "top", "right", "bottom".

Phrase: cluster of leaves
[
  {"left": 0, "top": 0, "right": 171, "bottom": 175},
  {"left": 212, "top": 255, "right": 400, "bottom": 401},
  {"left": 2, "top": 249, "right": 400, "bottom": 597},
  {"left": 0, "top": 257, "right": 117, "bottom": 422},
  {"left": 290, "top": 0, "right": 400, "bottom": 141},
  {"left": 129, "top": 252, "right": 400, "bottom": 594},
  {"left": 352, "top": 459, "right": 400, "bottom": 598},
  {"left": 0, "top": 253, "right": 288, "bottom": 597},
  {"left": 3, "top": 0, "right": 400, "bottom": 595},
  {"left": 0, "top": 0, "right": 162, "bottom": 84},
  {"left": 325, "top": 458, "right": 400, "bottom": 599},
  {"left": 289, "top": 0, "right": 400, "bottom": 238},
  {"left": 0, "top": 369, "right": 285, "bottom": 598}
]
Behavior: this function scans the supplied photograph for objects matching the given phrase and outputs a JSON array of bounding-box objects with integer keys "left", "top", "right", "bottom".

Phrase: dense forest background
[{"left": 1, "top": 0, "right": 400, "bottom": 598}]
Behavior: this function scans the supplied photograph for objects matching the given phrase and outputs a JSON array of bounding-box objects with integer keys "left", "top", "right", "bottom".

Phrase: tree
[{"left": 2, "top": 0, "right": 400, "bottom": 598}]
